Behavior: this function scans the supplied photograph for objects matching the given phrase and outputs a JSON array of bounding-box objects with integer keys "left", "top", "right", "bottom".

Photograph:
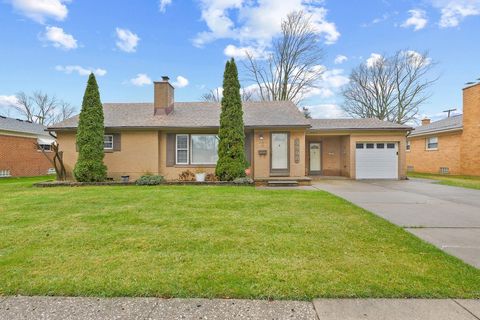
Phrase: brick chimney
[
  {"left": 421, "top": 118, "right": 431, "bottom": 126},
  {"left": 460, "top": 82, "right": 480, "bottom": 175},
  {"left": 154, "top": 76, "right": 174, "bottom": 115}
]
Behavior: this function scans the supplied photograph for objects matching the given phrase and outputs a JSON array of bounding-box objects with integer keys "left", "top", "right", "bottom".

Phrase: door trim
[
  {"left": 309, "top": 142, "right": 322, "bottom": 175},
  {"left": 270, "top": 132, "right": 290, "bottom": 176}
]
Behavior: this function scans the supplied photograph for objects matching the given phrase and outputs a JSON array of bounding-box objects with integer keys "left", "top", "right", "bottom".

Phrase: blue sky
[{"left": 0, "top": 0, "right": 479, "bottom": 122}]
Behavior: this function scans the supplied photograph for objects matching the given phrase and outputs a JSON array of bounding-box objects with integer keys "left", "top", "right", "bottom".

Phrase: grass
[
  {"left": 408, "top": 172, "right": 480, "bottom": 190},
  {"left": 0, "top": 176, "right": 479, "bottom": 299}
]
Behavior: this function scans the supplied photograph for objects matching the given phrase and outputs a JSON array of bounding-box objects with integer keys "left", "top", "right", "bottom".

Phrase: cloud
[
  {"left": 334, "top": 55, "right": 348, "bottom": 64},
  {"left": 223, "top": 44, "right": 268, "bottom": 59},
  {"left": 9, "top": 0, "right": 68, "bottom": 23},
  {"left": 130, "top": 73, "right": 152, "bottom": 86},
  {"left": 302, "top": 66, "right": 349, "bottom": 99},
  {"left": 0, "top": 95, "right": 21, "bottom": 117},
  {"left": 193, "top": 0, "right": 340, "bottom": 49},
  {"left": 159, "top": 0, "right": 172, "bottom": 12},
  {"left": 115, "top": 28, "right": 140, "bottom": 53},
  {"left": 366, "top": 53, "right": 383, "bottom": 67},
  {"left": 402, "top": 9, "right": 428, "bottom": 30},
  {"left": 55, "top": 65, "right": 107, "bottom": 76},
  {"left": 42, "top": 26, "right": 77, "bottom": 50},
  {"left": 172, "top": 76, "right": 189, "bottom": 88},
  {"left": 428, "top": 0, "right": 480, "bottom": 27},
  {"left": 306, "top": 104, "right": 348, "bottom": 119}
]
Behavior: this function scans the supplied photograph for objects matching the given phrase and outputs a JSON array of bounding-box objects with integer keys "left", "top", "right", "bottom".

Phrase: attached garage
[{"left": 355, "top": 142, "right": 399, "bottom": 179}]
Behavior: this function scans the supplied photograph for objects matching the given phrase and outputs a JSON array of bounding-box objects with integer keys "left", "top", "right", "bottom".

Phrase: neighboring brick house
[
  {"left": 406, "top": 83, "right": 480, "bottom": 176},
  {"left": 0, "top": 116, "right": 55, "bottom": 177},
  {"left": 49, "top": 77, "right": 411, "bottom": 184}
]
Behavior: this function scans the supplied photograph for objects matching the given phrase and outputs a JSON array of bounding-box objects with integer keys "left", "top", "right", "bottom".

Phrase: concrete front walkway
[
  {"left": 312, "top": 179, "right": 480, "bottom": 268},
  {"left": 1, "top": 297, "right": 479, "bottom": 320}
]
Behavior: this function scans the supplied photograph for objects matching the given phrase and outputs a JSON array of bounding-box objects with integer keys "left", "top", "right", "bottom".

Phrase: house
[
  {"left": 48, "top": 77, "right": 411, "bottom": 184},
  {"left": 406, "top": 83, "right": 480, "bottom": 176},
  {"left": 0, "top": 116, "right": 55, "bottom": 177}
]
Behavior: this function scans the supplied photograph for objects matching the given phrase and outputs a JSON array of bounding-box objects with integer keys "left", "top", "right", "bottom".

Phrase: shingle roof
[
  {"left": 309, "top": 118, "right": 411, "bottom": 131},
  {"left": 410, "top": 115, "right": 463, "bottom": 137},
  {"left": 49, "top": 101, "right": 311, "bottom": 130},
  {"left": 0, "top": 116, "right": 50, "bottom": 137}
]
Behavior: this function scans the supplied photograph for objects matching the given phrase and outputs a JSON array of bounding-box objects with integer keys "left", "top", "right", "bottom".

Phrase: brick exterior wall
[
  {"left": 406, "top": 132, "right": 462, "bottom": 174},
  {"left": 0, "top": 134, "right": 53, "bottom": 177},
  {"left": 460, "top": 83, "right": 480, "bottom": 176},
  {"left": 406, "top": 83, "right": 480, "bottom": 176}
]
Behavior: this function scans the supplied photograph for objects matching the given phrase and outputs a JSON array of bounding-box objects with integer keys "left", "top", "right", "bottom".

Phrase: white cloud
[
  {"left": 306, "top": 104, "right": 348, "bottom": 119},
  {"left": 42, "top": 26, "right": 77, "bottom": 50},
  {"left": 402, "top": 9, "right": 428, "bottom": 30},
  {"left": 223, "top": 44, "right": 268, "bottom": 59},
  {"left": 0, "top": 95, "right": 21, "bottom": 117},
  {"left": 55, "top": 65, "right": 107, "bottom": 76},
  {"left": 334, "top": 55, "right": 348, "bottom": 64},
  {"left": 9, "top": 0, "right": 68, "bottom": 23},
  {"left": 193, "top": 0, "right": 340, "bottom": 49},
  {"left": 130, "top": 73, "right": 152, "bottom": 86},
  {"left": 172, "top": 76, "right": 189, "bottom": 88},
  {"left": 429, "top": 0, "right": 480, "bottom": 27},
  {"left": 115, "top": 28, "right": 140, "bottom": 53},
  {"left": 404, "top": 50, "right": 432, "bottom": 66},
  {"left": 366, "top": 53, "right": 383, "bottom": 67},
  {"left": 159, "top": 0, "right": 172, "bottom": 12}
]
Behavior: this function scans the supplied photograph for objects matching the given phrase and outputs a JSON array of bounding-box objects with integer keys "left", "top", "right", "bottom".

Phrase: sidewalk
[{"left": 1, "top": 296, "right": 479, "bottom": 320}]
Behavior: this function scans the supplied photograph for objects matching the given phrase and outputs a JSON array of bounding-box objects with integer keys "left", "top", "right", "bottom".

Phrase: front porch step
[{"left": 267, "top": 180, "right": 299, "bottom": 187}]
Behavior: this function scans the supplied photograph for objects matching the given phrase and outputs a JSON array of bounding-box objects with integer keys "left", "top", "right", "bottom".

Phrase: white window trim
[
  {"left": 425, "top": 137, "right": 438, "bottom": 151},
  {"left": 104, "top": 134, "right": 114, "bottom": 150},
  {"left": 190, "top": 134, "right": 219, "bottom": 165},
  {"left": 406, "top": 140, "right": 411, "bottom": 152},
  {"left": 176, "top": 134, "right": 189, "bottom": 165}
]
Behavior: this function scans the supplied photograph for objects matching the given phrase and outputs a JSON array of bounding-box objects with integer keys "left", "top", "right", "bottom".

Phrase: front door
[
  {"left": 309, "top": 142, "right": 321, "bottom": 174},
  {"left": 271, "top": 133, "right": 289, "bottom": 175}
]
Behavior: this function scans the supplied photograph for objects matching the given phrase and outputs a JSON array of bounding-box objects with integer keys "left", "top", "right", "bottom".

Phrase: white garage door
[{"left": 355, "top": 142, "right": 398, "bottom": 179}]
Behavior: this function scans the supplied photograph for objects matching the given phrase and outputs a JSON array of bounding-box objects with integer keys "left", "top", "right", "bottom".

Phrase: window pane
[
  {"left": 377, "top": 143, "right": 385, "bottom": 149},
  {"left": 104, "top": 135, "right": 113, "bottom": 149},
  {"left": 356, "top": 143, "right": 364, "bottom": 149},
  {"left": 177, "top": 150, "right": 188, "bottom": 163},
  {"left": 177, "top": 135, "right": 188, "bottom": 149},
  {"left": 366, "top": 143, "right": 374, "bottom": 149},
  {"left": 191, "top": 135, "right": 218, "bottom": 164},
  {"left": 387, "top": 143, "right": 395, "bottom": 149}
]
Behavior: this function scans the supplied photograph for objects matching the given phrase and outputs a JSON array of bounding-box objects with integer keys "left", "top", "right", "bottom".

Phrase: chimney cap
[{"left": 161, "top": 76, "right": 170, "bottom": 82}]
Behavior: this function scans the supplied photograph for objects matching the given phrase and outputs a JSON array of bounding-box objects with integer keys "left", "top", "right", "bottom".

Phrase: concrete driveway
[{"left": 313, "top": 179, "right": 480, "bottom": 268}]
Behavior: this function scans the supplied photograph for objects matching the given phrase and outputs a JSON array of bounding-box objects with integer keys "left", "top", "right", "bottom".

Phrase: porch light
[{"left": 259, "top": 133, "right": 264, "bottom": 141}]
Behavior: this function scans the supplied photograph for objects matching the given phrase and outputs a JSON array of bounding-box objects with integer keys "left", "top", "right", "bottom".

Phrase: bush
[
  {"left": 205, "top": 173, "right": 218, "bottom": 182},
  {"left": 233, "top": 177, "right": 254, "bottom": 184},
  {"left": 136, "top": 175, "right": 165, "bottom": 185},
  {"left": 178, "top": 170, "right": 195, "bottom": 181}
]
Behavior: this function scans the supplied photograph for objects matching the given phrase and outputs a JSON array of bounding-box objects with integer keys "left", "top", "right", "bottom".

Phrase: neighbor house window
[
  {"left": 104, "top": 135, "right": 113, "bottom": 149},
  {"left": 37, "top": 144, "right": 52, "bottom": 152},
  {"left": 406, "top": 140, "right": 411, "bottom": 151},
  {"left": 426, "top": 137, "right": 438, "bottom": 150},
  {"left": 176, "top": 134, "right": 189, "bottom": 164},
  {"left": 190, "top": 134, "right": 219, "bottom": 165}
]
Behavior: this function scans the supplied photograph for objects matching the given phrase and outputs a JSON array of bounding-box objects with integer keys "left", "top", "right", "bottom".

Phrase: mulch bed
[{"left": 34, "top": 181, "right": 253, "bottom": 187}]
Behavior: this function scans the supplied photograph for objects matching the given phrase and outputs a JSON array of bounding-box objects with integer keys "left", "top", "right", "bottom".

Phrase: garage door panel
[{"left": 356, "top": 142, "right": 398, "bottom": 179}]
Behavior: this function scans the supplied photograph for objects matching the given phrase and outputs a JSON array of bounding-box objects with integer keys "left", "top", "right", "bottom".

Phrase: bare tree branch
[
  {"left": 243, "top": 11, "right": 324, "bottom": 104},
  {"left": 341, "top": 50, "right": 438, "bottom": 124},
  {"left": 14, "top": 91, "right": 76, "bottom": 125}
]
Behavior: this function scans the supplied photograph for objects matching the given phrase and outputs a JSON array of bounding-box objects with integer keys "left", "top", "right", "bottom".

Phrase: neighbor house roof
[
  {"left": 48, "top": 101, "right": 311, "bottom": 130},
  {"left": 308, "top": 118, "right": 411, "bottom": 131},
  {"left": 409, "top": 115, "right": 463, "bottom": 137},
  {"left": 0, "top": 116, "right": 50, "bottom": 137}
]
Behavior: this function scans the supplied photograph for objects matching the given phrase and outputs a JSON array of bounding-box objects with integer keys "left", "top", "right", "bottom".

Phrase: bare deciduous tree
[
  {"left": 341, "top": 50, "right": 438, "bottom": 124},
  {"left": 14, "top": 91, "right": 76, "bottom": 125},
  {"left": 34, "top": 134, "right": 67, "bottom": 181},
  {"left": 201, "top": 87, "right": 255, "bottom": 102},
  {"left": 244, "top": 11, "right": 324, "bottom": 103}
]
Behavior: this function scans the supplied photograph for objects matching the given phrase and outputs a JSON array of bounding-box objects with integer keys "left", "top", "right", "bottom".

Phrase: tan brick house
[
  {"left": 49, "top": 77, "right": 411, "bottom": 183},
  {"left": 0, "top": 116, "right": 55, "bottom": 177},
  {"left": 406, "top": 83, "right": 480, "bottom": 176}
]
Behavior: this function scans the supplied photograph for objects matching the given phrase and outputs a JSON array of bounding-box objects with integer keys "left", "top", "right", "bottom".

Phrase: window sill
[
  {"left": 174, "top": 164, "right": 216, "bottom": 168},
  {"left": 425, "top": 148, "right": 438, "bottom": 151}
]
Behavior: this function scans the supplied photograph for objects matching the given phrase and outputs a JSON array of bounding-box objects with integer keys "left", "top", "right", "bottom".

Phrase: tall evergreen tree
[
  {"left": 215, "top": 58, "right": 246, "bottom": 181},
  {"left": 73, "top": 73, "right": 107, "bottom": 182}
]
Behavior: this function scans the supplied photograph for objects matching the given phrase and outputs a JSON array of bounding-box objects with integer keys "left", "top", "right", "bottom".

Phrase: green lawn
[
  {"left": 0, "top": 176, "right": 479, "bottom": 299},
  {"left": 408, "top": 172, "right": 480, "bottom": 190}
]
